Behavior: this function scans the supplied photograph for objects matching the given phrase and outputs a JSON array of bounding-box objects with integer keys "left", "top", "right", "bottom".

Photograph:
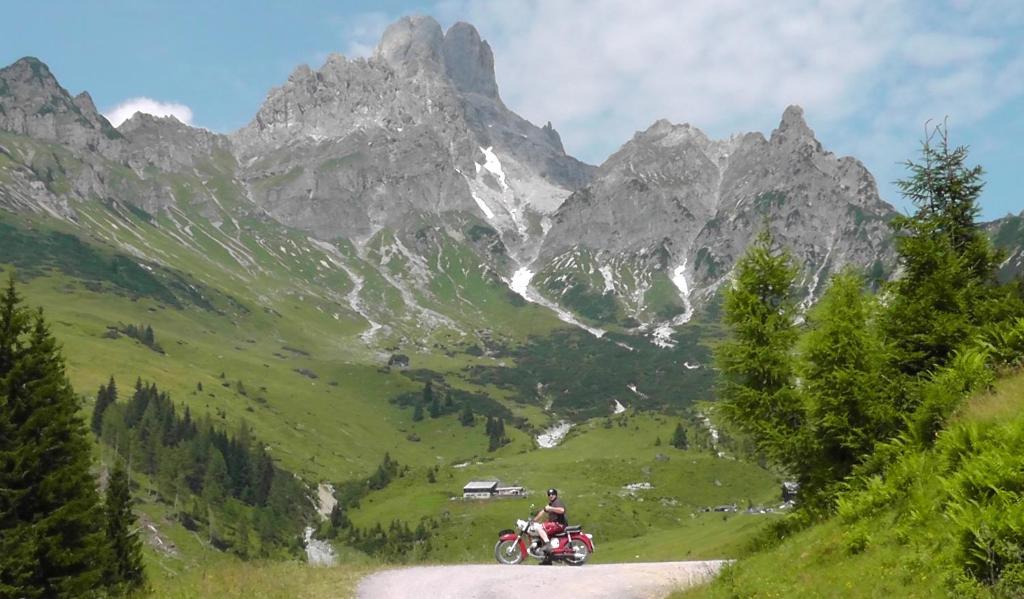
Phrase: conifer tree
[
  {"left": 671, "top": 423, "right": 689, "bottom": 449},
  {"left": 715, "top": 230, "right": 805, "bottom": 473},
  {"left": 883, "top": 122, "right": 1010, "bottom": 377},
  {"left": 800, "top": 269, "right": 896, "bottom": 500},
  {"left": 459, "top": 404, "right": 475, "bottom": 426},
  {"left": 0, "top": 276, "right": 109, "bottom": 597},
  {"left": 104, "top": 460, "right": 146, "bottom": 593},
  {"left": 412, "top": 402, "right": 424, "bottom": 422},
  {"left": 92, "top": 381, "right": 112, "bottom": 435}
]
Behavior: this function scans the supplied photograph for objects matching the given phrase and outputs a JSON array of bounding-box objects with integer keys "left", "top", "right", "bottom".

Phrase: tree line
[
  {"left": 92, "top": 376, "right": 312, "bottom": 558},
  {"left": 716, "top": 123, "right": 1024, "bottom": 588}
]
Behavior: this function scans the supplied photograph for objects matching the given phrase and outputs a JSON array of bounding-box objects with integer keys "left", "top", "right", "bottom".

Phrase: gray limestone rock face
[
  {"left": 0, "top": 57, "right": 123, "bottom": 158},
  {"left": 230, "top": 16, "right": 592, "bottom": 250},
  {"left": 119, "top": 112, "right": 232, "bottom": 173},
  {"left": 375, "top": 15, "right": 446, "bottom": 77},
  {"left": 539, "top": 105, "right": 897, "bottom": 312},
  {"left": 442, "top": 22, "right": 499, "bottom": 99}
]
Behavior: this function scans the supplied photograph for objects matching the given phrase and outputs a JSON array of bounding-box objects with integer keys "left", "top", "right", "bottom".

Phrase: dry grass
[{"left": 955, "top": 367, "right": 1024, "bottom": 424}]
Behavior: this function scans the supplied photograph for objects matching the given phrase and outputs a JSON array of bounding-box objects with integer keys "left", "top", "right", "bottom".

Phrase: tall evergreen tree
[
  {"left": 0, "top": 277, "right": 109, "bottom": 597},
  {"left": 715, "top": 230, "right": 806, "bottom": 474},
  {"left": 92, "top": 382, "right": 112, "bottom": 436},
  {"left": 459, "top": 404, "right": 475, "bottom": 427},
  {"left": 883, "top": 122, "right": 1009, "bottom": 377},
  {"left": 671, "top": 423, "right": 689, "bottom": 450},
  {"left": 104, "top": 460, "right": 146, "bottom": 593}
]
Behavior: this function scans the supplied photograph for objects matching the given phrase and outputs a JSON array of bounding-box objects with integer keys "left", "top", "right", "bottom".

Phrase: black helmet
[{"left": 547, "top": 488, "right": 558, "bottom": 497}]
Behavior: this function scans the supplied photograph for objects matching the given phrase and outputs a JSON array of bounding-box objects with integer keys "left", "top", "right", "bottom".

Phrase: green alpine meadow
[{"left": 2, "top": 8, "right": 1024, "bottom": 599}]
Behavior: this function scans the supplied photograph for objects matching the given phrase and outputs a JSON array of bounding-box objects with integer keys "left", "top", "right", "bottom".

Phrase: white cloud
[
  {"left": 104, "top": 97, "right": 194, "bottom": 128},
  {"left": 427, "top": 0, "right": 1023, "bottom": 216},
  {"left": 330, "top": 11, "right": 395, "bottom": 59}
]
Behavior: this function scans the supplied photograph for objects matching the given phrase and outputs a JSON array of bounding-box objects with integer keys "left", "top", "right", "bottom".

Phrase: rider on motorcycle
[{"left": 531, "top": 488, "right": 567, "bottom": 553}]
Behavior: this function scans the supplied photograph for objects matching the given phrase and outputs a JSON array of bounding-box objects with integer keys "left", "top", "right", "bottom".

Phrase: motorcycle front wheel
[
  {"left": 564, "top": 539, "right": 590, "bottom": 566},
  {"left": 494, "top": 539, "right": 524, "bottom": 565}
]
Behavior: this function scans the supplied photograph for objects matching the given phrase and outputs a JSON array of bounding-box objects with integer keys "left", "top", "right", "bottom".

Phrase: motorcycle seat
[{"left": 564, "top": 525, "right": 582, "bottom": 533}]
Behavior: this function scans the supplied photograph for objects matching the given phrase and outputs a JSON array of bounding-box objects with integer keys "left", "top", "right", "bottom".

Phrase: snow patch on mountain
[
  {"left": 536, "top": 420, "right": 572, "bottom": 448},
  {"left": 478, "top": 146, "right": 508, "bottom": 191},
  {"left": 508, "top": 267, "right": 606, "bottom": 338},
  {"left": 470, "top": 189, "right": 495, "bottom": 219},
  {"left": 651, "top": 261, "right": 694, "bottom": 348}
]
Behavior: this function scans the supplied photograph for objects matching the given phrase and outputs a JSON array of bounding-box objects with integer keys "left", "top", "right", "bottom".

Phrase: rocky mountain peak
[
  {"left": 72, "top": 91, "right": 98, "bottom": 115},
  {"left": 770, "top": 104, "right": 819, "bottom": 148},
  {"left": 0, "top": 56, "right": 122, "bottom": 152},
  {"left": 375, "top": 15, "right": 445, "bottom": 76},
  {"left": 442, "top": 22, "right": 499, "bottom": 99}
]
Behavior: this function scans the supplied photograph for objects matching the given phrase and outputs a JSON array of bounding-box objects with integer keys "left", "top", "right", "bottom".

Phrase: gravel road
[{"left": 356, "top": 560, "right": 728, "bottom": 599}]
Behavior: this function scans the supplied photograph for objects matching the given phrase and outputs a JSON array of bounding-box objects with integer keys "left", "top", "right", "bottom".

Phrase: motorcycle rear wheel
[
  {"left": 494, "top": 539, "right": 524, "bottom": 565},
  {"left": 564, "top": 539, "right": 590, "bottom": 566}
]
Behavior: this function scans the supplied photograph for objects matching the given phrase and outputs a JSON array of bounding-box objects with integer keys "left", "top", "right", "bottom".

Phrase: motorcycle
[{"left": 494, "top": 510, "right": 594, "bottom": 566}]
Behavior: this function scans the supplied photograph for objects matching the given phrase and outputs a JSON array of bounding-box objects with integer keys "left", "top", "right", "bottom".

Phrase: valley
[{"left": 1, "top": 11, "right": 1022, "bottom": 598}]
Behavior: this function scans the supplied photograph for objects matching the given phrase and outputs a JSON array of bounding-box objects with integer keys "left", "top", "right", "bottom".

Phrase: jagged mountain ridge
[
  {"left": 2, "top": 15, "right": 1018, "bottom": 349},
  {"left": 230, "top": 16, "right": 592, "bottom": 247},
  {"left": 529, "top": 106, "right": 897, "bottom": 340}
]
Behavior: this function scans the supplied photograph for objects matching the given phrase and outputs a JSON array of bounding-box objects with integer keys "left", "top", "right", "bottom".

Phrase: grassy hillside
[
  {"left": 342, "top": 411, "right": 782, "bottom": 564},
  {"left": 674, "top": 369, "right": 1024, "bottom": 598},
  {"left": 0, "top": 201, "right": 780, "bottom": 595}
]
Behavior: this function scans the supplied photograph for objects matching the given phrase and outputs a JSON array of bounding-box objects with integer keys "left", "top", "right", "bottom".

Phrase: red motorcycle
[{"left": 494, "top": 512, "right": 594, "bottom": 566}]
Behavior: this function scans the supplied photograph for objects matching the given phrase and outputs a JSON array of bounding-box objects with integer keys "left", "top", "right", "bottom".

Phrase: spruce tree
[
  {"left": 0, "top": 277, "right": 109, "bottom": 597},
  {"left": 883, "top": 122, "right": 1008, "bottom": 377},
  {"left": 412, "top": 402, "right": 424, "bottom": 422},
  {"left": 671, "top": 423, "right": 689, "bottom": 449},
  {"left": 104, "top": 460, "right": 146, "bottom": 593},
  {"left": 459, "top": 404, "right": 475, "bottom": 427},
  {"left": 92, "top": 382, "right": 111, "bottom": 436}
]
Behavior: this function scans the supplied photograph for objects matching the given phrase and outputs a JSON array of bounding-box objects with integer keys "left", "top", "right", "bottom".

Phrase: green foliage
[
  {"left": 91, "top": 375, "right": 118, "bottom": 435},
  {"left": 466, "top": 327, "right": 714, "bottom": 420},
  {"left": 977, "top": 317, "right": 1024, "bottom": 368},
  {"left": 671, "top": 422, "right": 689, "bottom": 450},
  {"left": 104, "top": 460, "right": 146, "bottom": 593},
  {"left": 96, "top": 376, "right": 311, "bottom": 558},
  {"left": 798, "top": 269, "right": 897, "bottom": 502},
  {"left": 715, "top": 229, "right": 804, "bottom": 474},
  {"left": 485, "top": 416, "right": 509, "bottom": 451},
  {"left": 908, "top": 348, "right": 993, "bottom": 446},
  {"left": 883, "top": 122, "right": 1013, "bottom": 377},
  {"left": 459, "top": 404, "right": 475, "bottom": 426},
  {"left": 0, "top": 276, "right": 109, "bottom": 597}
]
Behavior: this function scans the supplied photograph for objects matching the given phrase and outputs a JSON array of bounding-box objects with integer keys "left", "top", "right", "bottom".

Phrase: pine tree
[
  {"left": 671, "top": 423, "right": 689, "bottom": 449},
  {"left": 459, "top": 404, "right": 475, "bottom": 427},
  {"left": 0, "top": 277, "right": 109, "bottom": 597},
  {"left": 412, "top": 402, "right": 424, "bottom": 422},
  {"left": 104, "top": 460, "right": 146, "bottom": 593},
  {"left": 92, "top": 382, "right": 112, "bottom": 435},
  {"left": 429, "top": 396, "right": 441, "bottom": 418},
  {"left": 715, "top": 230, "right": 806, "bottom": 472}
]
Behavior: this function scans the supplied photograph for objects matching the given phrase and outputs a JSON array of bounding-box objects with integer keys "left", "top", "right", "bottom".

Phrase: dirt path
[{"left": 356, "top": 561, "right": 728, "bottom": 599}]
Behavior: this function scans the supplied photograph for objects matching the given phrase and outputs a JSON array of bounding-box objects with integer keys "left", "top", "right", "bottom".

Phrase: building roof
[{"left": 463, "top": 480, "right": 499, "bottom": 492}]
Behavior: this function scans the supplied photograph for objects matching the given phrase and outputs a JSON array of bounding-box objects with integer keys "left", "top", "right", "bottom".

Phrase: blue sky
[{"left": 2, "top": 0, "right": 1021, "bottom": 220}]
